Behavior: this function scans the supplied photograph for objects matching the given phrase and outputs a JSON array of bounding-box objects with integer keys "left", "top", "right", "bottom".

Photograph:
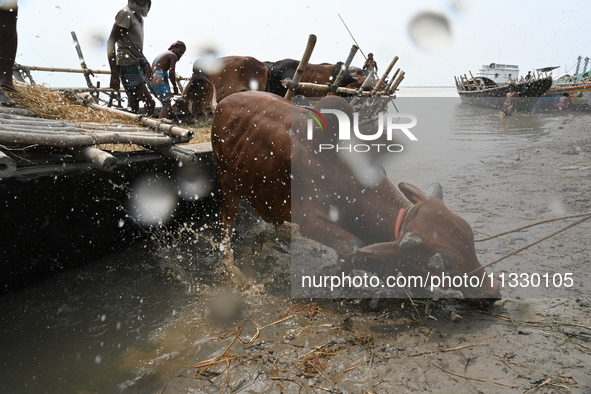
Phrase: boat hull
[
  {"left": 457, "top": 76, "right": 553, "bottom": 112},
  {"left": 538, "top": 82, "right": 591, "bottom": 111}
]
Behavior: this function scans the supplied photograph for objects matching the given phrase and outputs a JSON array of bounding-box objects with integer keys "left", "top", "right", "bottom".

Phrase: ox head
[
  {"left": 358, "top": 182, "right": 501, "bottom": 303},
  {"left": 172, "top": 71, "right": 217, "bottom": 122}
]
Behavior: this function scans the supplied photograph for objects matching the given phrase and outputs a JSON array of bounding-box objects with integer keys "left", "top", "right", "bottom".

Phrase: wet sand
[{"left": 161, "top": 110, "right": 591, "bottom": 393}]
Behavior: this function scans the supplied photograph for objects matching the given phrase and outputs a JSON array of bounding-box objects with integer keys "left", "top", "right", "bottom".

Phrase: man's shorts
[
  {"left": 118, "top": 64, "right": 147, "bottom": 97},
  {"left": 148, "top": 84, "right": 172, "bottom": 107}
]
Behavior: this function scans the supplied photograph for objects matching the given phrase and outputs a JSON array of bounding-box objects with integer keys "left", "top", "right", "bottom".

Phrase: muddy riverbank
[
  {"left": 157, "top": 111, "right": 590, "bottom": 393},
  {"left": 2, "top": 106, "right": 589, "bottom": 394}
]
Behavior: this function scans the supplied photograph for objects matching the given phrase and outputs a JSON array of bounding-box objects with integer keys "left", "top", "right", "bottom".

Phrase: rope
[
  {"left": 475, "top": 212, "right": 591, "bottom": 242},
  {"left": 472, "top": 213, "right": 591, "bottom": 273}
]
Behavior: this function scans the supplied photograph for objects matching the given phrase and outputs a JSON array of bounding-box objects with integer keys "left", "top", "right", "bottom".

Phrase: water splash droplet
[{"left": 408, "top": 11, "right": 452, "bottom": 52}]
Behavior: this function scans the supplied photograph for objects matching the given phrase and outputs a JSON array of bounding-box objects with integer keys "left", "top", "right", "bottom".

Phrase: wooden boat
[
  {"left": 0, "top": 88, "right": 218, "bottom": 291},
  {"left": 454, "top": 74, "right": 553, "bottom": 112},
  {"left": 538, "top": 71, "right": 591, "bottom": 111}
]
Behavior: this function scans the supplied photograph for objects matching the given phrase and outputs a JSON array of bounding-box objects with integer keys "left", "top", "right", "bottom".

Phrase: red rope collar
[{"left": 394, "top": 204, "right": 415, "bottom": 240}]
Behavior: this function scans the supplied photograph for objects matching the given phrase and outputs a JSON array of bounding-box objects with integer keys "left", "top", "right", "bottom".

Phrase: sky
[{"left": 11, "top": 0, "right": 591, "bottom": 89}]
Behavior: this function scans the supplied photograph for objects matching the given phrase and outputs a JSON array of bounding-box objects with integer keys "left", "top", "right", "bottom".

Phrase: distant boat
[
  {"left": 538, "top": 68, "right": 591, "bottom": 111},
  {"left": 454, "top": 73, "right": 553, "bottom": 112}
]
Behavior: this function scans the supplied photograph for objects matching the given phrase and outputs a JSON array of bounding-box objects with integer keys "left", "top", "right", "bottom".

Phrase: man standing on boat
[
  {"left": 0, "top": 0, "right": 18, "bottom": 107},
  {"left": 107, "top": 0, "right": 155, "bottom": 116},
  {"left": 363, "top": 53, "right": 378, "bottom": 73}
]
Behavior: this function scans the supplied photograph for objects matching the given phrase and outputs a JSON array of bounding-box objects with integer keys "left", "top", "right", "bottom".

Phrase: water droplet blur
[
  {"left": 249, "top": 78, "right": 259, "bottom": 91},
  {"left": 338, "top": 149, "right": 385, "bottom": 187},
  {"left": 450, "top": 0, "right": 471, "bottom": 13},
  {"left": 177, "top": 165, "right": 214, "bottom": 201},
  {"left": 0, "top": 0, "right": 17, "bottom": 9},
  {"left": 205, "top": 289, "right": 245, "bottom": 326},
  {"left": 329, "top": 206, "right": 339, "bottom": 222},
  {"left": 94, "top": 355, "right": 102, "bottom": 364},
  {"left": 129, "top": 176, "right": 178, "bottom": 226},
  {"left": 548, "top": 196, "right": 566, "bottom": 216},
  {"left": 193, "top": 47, "right": 222, "bottom": 74},
  {"left": 408, "top": 11, "right": 452, "bottom": 52}
]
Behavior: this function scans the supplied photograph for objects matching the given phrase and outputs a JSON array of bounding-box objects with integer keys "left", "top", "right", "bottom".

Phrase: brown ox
[
  {"left": 266, "top": 58, "right": 358, "bottom": 97},
  {"left": 174, "top": 56, "right": 268, "bottom": 122},
  {"left": 211, "top": 91, "right": 501, "bottom": 302},
  {"left": 347, "top": 68, "right": 388, "bottom": 91}
]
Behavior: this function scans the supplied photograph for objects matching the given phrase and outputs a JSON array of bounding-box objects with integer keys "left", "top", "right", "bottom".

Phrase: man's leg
[
  {"left": 136, "top": 84, "right": 155, "bottom": 116},
  {"left": 0, "top": 6, "right": 18, "bottom": 107},
  {"left": 125, "top": 86, "right": 140, "bottom": 113}
]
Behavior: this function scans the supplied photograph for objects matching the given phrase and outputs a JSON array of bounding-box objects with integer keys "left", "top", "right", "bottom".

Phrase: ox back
[
  {"left": 211, "top": 91, "right": 501, "bottom": 302},
  {"left": 266, "top": 59, "right": 357, "bottom": 97},
  {"left": 175, "top": 56, "right": 268, "bottom": 121}
]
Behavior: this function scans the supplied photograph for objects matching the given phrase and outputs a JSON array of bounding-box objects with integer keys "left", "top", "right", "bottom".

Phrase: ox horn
[
  {"left": 398, "top": 232, "right": 423, "bottom": 250},
  {"left": 427, "top": 253, "right": 445, "bottom": 273},
  {"left": 430, "top": 183, "right": 443, "bottom": 200}
]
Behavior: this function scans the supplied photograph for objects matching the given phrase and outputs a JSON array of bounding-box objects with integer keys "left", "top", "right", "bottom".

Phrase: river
[{"left": 1, "top": 87, "right": 584, "bottom": 393}]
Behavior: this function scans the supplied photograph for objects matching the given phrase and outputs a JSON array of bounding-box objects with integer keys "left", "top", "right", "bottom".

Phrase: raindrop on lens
[{"left": 408, "top": 11, "right": 452, "bottom": 52}]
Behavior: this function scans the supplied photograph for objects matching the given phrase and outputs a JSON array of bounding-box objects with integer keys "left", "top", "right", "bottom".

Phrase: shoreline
[{"left": 161, "top": 110, "right": 591, "bottom": 393}]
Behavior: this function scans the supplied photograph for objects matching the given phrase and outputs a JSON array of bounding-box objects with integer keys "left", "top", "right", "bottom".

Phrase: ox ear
[
  {"left": 357, "top": 242, "right": 399, "bottom": 261},
  {"left": 398, "top": 182, "right": 429, "bottom": 203},
  {"left": 398, "top": 182, "right": 444, "bottom": 202}
]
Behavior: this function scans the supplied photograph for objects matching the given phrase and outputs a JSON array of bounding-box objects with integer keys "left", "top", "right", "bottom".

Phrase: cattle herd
[
  {"left": 177, "top": 54, "right": 501, "bottom": 304},
  {"left": 171, "top": 55, "right": 373, "bottom": 122}
]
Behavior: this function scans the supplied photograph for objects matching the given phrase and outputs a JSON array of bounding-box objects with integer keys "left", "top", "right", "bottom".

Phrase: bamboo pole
[
  {"left": 0, "top": 124, "right": 79, "bottom": 134},
  {"left": 361, "top": 71, "right": 377, "bottom": 89},
  {"left": 151, "top": 145, "right": 198, "bottom": 165},
  {"left": 386, "top": 68, "right": 401, "bottom": 92},
  {"left": 387, "top": 70, "right": 405, "bottom": 94},
  {"left": 0, "top": 106, "right": 35, "bottom": 117},
  {"left": 0, "top": 129, "right": 173, "bottom": 147},
  {"left": 372, "top": 55, "right": 399, "bottom": 95},
  {"left": 14, "top": 64, "right": 111, "bottom": 75},
  {"left": 72, "top": 146, "right": 117, "bottom": 172},
  {"left": 282, "top": 81, "right": 374, "bottom": 97},
  {"left": 285, "top": 34, "right": 317, "bottom": 101},
  {"left": 0, "top": 118, "right": 73, "bottom": 128},
  {"left": 331, "top": 44, "right": 359, "bottom": 91},
  {"left": 0, "top": 150, "right": 17, "bottom": 178},
  {"left": 67, "top": 91, "right": 193, "bottom": 140}
]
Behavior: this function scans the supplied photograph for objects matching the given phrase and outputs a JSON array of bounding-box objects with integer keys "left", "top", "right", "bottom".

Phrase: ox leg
[
  {"left": 218, "top": 191, "right": 253, "bottom": 285},
  {"left": 220, "top": 192, "right": 239, "bottom": 264},
  {"left": 298, "top": 221, "right": 365, "bottom": 276}
]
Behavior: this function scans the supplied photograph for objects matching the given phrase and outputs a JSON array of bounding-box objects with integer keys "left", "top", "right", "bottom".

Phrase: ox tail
[{"left": 210, "top": 84, "right": 218, "bottom": 111}]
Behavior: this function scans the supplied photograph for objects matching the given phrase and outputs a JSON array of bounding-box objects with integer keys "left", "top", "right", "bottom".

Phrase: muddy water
[{"left": 0, "top": 89, "right": 581, "bottom": 393}]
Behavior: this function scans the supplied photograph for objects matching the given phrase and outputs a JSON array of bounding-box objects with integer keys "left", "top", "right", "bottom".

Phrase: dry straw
[{"left": 9, "top": 83, "right": 212, "bottom": 148}]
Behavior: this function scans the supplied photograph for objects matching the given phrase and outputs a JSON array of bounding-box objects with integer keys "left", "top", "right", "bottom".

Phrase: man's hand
[{"left": 144, "top": 64, "right": 153, "bottom": 82}]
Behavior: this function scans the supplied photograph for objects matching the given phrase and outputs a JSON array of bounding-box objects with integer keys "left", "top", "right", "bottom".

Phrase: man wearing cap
[
  {"left": 107, "top": 0, "right": 155, "bottom": 115},
  {"left": 148, "top": 41, "right": 186, "bottom": 119}
]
